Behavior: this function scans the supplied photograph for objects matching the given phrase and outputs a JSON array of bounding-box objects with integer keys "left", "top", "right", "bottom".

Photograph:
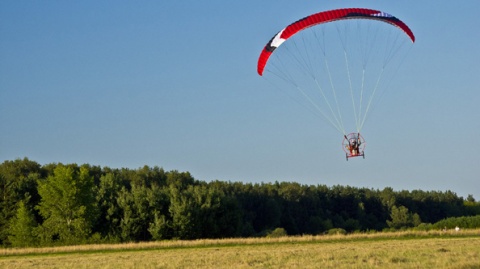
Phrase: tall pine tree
[{"left": 8, "top": 196, "right": 38, "bottom": 247}]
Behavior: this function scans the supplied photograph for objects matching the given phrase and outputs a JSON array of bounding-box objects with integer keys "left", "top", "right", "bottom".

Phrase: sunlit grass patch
[{"left": 1, "top": 229, "right": 479, "bottom": 269}]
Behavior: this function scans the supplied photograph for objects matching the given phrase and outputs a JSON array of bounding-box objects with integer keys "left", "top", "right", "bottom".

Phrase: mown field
[{"left": 1, "top": 230, "right": 479, "bottom": 269}]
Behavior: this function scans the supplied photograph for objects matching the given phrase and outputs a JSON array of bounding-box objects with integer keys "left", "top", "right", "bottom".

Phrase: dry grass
[{"left": 1, "top": 229, "right": 479, "bottom": 269}]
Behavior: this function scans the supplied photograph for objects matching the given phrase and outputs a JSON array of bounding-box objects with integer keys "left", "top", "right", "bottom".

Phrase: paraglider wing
[{"left": 257, "top": 8, "right": 415, "bottom": 76}]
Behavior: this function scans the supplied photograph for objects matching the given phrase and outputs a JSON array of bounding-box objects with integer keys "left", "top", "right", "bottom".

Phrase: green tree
[
  {"left": 7, "top": 196, "right": 38, "bottom": 247},
  {"left": 464, "top": 195, "right": 480, "bottom": 216},
  {"left": 168, "top": 184, "right": 226, "bottom": 239},
  {"left": 380, "top": 187, "right": 397, "bottom": 210},
  {"left": 146, "top": 184, "right": 171, "bottom": 240},
  {"left": 95, "top": 172, "right": 124, "bottom": 241},
  {"left": 387, "top": 205, "right": 409, "bottom": 229},
  {"left": 166, "top": 171, "right": 195, "bottom": 190},
  {"left": 168, "top": 185, "right": 198, "bottom": 239},
  {"left": 36, "top": 165, "right": 97, "bottom": 244},
  {"left": 0, "top": 158, "right": 41, "bottom": 245},
  {"left": 387, "top": 205, "right": 421, "bottom": 229},
  {"left": 148, "top": 212, "right": 169, "bottom": 240},
  {"left": 214, "top": 195, "right": 242, "bottom": 237},
  {"left": 117, "top": 184, "right": 150, "bottom": 241}
]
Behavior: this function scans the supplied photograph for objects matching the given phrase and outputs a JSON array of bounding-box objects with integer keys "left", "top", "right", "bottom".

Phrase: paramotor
[{"left": 257, "top": 8, "right": 415, "bottom": 159}]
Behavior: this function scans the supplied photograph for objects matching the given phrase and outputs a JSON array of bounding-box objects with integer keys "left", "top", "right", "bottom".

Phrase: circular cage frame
[{"left": 342, "top": 133, "right": 366, "bottom": 160}]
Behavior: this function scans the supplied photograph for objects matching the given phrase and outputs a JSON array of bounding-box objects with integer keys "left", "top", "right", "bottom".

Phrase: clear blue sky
[{"left": 1, "top": 1, "right": 479, "bottom": 199}]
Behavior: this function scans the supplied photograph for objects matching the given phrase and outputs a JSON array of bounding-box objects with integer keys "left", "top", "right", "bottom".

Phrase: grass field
[{"left": 1, "top": 230, "right": 479, "bottom": 268}]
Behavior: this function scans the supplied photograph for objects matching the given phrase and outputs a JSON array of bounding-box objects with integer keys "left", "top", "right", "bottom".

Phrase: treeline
[{"left": 1, "top": 158, "right": 479, "bottom": 247}]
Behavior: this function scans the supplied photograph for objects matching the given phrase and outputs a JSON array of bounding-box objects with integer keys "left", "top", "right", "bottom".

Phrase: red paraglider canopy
[{"left": 257, "top": 8, "right": 415, "bottom": 76}]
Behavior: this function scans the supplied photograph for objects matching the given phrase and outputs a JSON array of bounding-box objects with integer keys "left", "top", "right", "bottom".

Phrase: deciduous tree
[{"left": 36, "top": 165, "right": 97, "bottom": 244}]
